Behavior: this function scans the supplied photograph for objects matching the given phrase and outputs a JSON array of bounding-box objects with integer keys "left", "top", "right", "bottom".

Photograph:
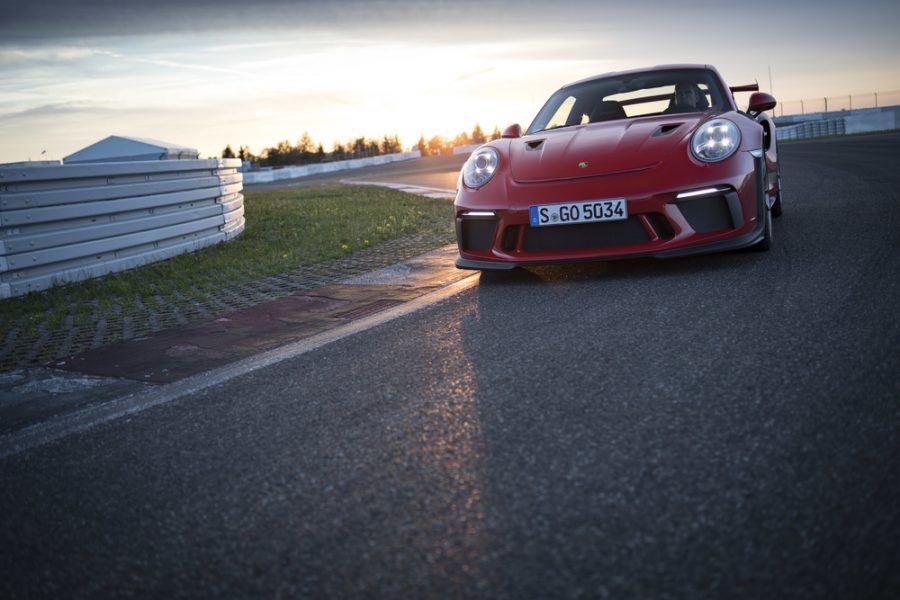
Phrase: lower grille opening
[
  {"left": 457, "top": 218, "right": 497, "bottom": 252},
  {"left": 502, "top": 226, "right": 520, "bottom": 251},
  {"left": 523, "top": 217, "right": 649, "bottom": 252},
  {"left": 645, "top": 213, "right": 675, "bottom": 240},
  {"left": 678, "top": 194, "right": 735, "bottom": 233}
]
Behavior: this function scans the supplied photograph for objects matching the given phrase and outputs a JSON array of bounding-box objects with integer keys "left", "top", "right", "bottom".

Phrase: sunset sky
[{"left": 1, "top": 0, "right": 899, "bottom": 163}]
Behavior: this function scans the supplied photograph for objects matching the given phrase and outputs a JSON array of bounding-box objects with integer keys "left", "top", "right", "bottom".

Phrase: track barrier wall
[
  {"left": 0, "top": 158, "right": 244, "bottom": 299},
  {"left": 775, "top": 106, "right": 899, "bottom": 140},
  {"left": 242, "top": 151, "right": 421, "bottom": 185}
]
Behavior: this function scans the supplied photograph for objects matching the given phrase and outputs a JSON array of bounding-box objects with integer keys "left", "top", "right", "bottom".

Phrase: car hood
[{"left": 509, "top": 114, "right": 707, "bottom": 183}]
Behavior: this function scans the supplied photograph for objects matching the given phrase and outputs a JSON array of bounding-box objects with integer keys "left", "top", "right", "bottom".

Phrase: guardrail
[{"left": 0, "top": 158, "right": 244, "bottom": 299}]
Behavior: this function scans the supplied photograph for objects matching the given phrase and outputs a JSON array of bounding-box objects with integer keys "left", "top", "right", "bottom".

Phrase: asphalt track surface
[{"left": 2, "top": 134, "right": 899, "bottom": 599}]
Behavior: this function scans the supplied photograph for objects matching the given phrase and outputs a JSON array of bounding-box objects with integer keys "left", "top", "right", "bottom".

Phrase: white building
[{"left": 63, "top": 136, "right": 199, "bottom": 164}]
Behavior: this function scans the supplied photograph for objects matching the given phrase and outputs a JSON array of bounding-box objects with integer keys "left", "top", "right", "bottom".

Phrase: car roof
[
  {"left": 567, "top": 64, "right": 721, "bottom": 87},
  {"left": 555, "top": 64, "right": 737, "bottom": 114}
]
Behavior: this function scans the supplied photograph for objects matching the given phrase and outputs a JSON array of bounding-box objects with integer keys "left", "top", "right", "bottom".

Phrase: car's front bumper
[{"left": 454, "top": 151, "right": 767, "bottom": 269}]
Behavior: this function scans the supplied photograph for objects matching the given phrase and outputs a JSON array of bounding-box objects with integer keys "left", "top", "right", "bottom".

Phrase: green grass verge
[{"left": 0, "top": 184, "right": 455, "bottom": 337}]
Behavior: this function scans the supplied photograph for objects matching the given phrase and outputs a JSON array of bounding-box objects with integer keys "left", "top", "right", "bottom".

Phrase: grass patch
[{"left": 0, "top": 184, "right": 455, "bottom": 335}]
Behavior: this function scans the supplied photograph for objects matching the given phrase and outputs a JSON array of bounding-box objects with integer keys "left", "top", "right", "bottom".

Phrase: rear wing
[{"left": 729, "top": 83, "right": 760, "bottom": 93}]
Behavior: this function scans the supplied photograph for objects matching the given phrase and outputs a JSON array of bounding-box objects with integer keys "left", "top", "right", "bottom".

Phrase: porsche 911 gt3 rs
[{"left": 454, "top": 64, "right": 782, "bottom": 269}]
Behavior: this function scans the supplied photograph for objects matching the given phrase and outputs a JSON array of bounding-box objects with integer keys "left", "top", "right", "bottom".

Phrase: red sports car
[{"left": 454, "top": 64, "right": 781, "bottom": 270}]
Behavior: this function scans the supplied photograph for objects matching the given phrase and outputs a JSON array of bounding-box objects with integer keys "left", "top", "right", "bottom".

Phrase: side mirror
[
  {"left": 501, "top": 124, "right": 522, "bottom": 139},
  {"left": 748, "top": 92, "right": 777, "bottom": 115}
]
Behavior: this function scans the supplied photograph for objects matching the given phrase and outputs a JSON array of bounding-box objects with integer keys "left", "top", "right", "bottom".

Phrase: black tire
[
  {"left": 754, "top": 199, "right": 773, "bottom": 251},
  {"left": 752, "top": 161, "right": 774, "bottom": 252},
  {"left": 771, "top": 174, "right": 783, "bottom": 218}
]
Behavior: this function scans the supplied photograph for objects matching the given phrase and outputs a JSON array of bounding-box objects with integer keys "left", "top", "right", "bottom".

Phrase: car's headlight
[
  {"left": 462, "top": 147, "right": 500, "bottom": 188},
  {"left": 691, "top": 118, "right": 741, "bottom": 162}
]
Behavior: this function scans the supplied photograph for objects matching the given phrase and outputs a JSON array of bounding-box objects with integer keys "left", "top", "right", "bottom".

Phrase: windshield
[{"left": 526, "top": 69, "right": 729, "bottom": 135}]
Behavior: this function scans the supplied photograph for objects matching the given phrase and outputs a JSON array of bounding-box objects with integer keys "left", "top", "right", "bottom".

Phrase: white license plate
[{"left": 529, "top": 198, "right": 627, "bottom": 227}]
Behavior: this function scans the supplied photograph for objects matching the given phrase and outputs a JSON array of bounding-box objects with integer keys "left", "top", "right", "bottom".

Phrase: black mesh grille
[{"left": 523, "top": 217, "right": 649, "bottom": 252}]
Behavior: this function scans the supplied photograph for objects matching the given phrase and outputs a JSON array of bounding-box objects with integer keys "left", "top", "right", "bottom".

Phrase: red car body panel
[{"left": 454, "top": 64, "right": 780, "bottom": 269}]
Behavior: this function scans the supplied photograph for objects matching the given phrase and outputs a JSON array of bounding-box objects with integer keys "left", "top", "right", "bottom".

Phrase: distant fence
[
  {"left": 243, "top": 150, "right": 421, "bottom": 185},
  {"left": 0, "top": 158, "right": 244, "bottom": 299},
  {"left": 776, "top": 90, "right": 900, "bottom": 118}
]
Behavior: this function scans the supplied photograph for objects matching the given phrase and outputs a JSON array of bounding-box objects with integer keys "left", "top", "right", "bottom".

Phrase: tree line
[
  {"left": 413, "top": 124, "right": 502, "bottom": 159},
  {"left": 222, "top": 124, "right": 502, "bottom": 166}
]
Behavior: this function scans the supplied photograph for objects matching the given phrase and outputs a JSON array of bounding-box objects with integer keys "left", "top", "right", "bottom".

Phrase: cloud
[
  {"left": 129, "top": 56, "right": 249, "bottom": 77},
  {"left": 0, "top": 0, "right": 519, "bottom": 41},
  {"left": 0, "top": 101, "right": 116, "bottom": 120},
  {"left": 453, "top": 68, "right": 496, "bottom": 83},
  {"left": 0, "top": 46, "right": 118, "bottom": 65}
]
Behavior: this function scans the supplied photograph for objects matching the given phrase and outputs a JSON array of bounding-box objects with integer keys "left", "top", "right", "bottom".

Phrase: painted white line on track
[{"left": 0, "top": 274, "right": 479, "bottom": 459}]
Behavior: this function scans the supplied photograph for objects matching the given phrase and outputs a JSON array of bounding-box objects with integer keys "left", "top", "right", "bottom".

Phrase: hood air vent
[{"left": 652, "top": 123, "right": 682, "bottom": 137}]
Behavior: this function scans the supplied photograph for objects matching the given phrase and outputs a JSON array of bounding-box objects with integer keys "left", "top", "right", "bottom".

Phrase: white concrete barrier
[
  {"left": 452, "top": 144, "right": 480, "bottom": 156},
  {"left": 242, "top": 150, "right": 422, "bottom": 185},
  {"left": 845, "top": 111, "right": 897, "bottom": 134},
  {"left": 775, "top": 105, "right": 900, "bottom": 140}
]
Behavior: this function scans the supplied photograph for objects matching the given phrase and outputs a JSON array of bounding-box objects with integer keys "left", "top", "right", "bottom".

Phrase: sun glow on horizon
[
  {"left": 1, "top": 32, "right": 611, "bottom": 162},
  {"left": 2, "top": 3, "right": 899, "bottom": 164}
]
